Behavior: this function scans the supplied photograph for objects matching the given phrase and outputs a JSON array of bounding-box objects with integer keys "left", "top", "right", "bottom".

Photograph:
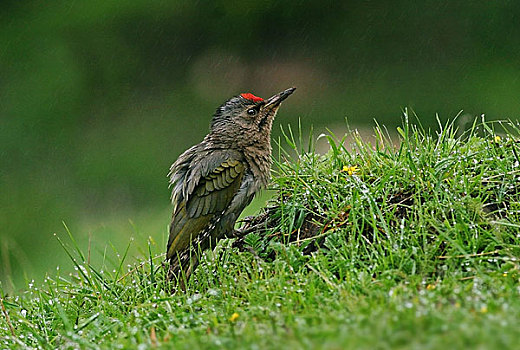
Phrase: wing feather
[{"left": 167, "top": 154, "right": 245, "bottom": 259}]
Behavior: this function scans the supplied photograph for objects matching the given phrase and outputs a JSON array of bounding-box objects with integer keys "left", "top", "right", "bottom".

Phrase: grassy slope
[{"left": 1, "top": 116, "right": 520, "bottom": 349}]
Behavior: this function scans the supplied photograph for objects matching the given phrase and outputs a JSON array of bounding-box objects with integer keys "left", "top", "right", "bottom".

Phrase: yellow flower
[
  {"left": 229, "top": 312, "right": 239, "bottom": 322},
  {"left": 426, "top": 284, "right": 435, "bottom": 290},
  {"left": 480, "top": 306, "right": 488, "bottom": 313},
  {"left": 494, "top": 135, "right": 501, "bottom": 143},
  {"left": 342, "top": 165, "right": 359, "bottom": 175}
]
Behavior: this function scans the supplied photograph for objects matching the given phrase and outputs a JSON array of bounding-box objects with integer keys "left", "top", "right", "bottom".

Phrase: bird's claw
[{"left": 226, "top": 229, "right": 245, "bottom": 239}]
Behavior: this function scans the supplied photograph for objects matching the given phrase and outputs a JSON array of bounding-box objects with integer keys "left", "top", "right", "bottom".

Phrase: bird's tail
[{"left": 167, "top": 247, "right": 200, "bottom": 292}]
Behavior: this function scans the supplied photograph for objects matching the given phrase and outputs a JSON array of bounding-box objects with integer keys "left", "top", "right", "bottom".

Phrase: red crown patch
[{"left": 240, "top": 93, "right": 264, "bottom": 102}]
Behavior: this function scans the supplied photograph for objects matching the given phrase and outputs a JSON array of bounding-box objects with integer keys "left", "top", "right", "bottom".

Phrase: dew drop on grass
[{"left": 207, "top": 289, "right": 219, "bottom": 297}]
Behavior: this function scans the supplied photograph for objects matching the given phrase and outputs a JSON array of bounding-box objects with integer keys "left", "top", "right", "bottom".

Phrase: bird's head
[{"left": 209, "top": 87, "right": 296, "bottom": 146}]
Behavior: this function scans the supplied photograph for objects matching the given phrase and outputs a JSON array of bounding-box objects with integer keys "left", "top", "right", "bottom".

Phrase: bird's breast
[{"left": 243, "top": 148, "right": 272, "bottom": 189}]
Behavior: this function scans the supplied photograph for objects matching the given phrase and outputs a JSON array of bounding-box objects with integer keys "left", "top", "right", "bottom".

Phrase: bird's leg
[
  {"left": 226, "top": 223, "right": 269, "bottom": 239},
  {"left": 227, "top": 214, "right": 270, "bottom": 239},
  {"left": 226, "top": 228, "right": 247, "bottom": 239}
]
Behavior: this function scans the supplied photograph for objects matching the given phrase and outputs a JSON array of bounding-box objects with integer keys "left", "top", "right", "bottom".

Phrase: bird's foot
[
  {"left": 227, "top": 222, "right": 269, "bottom": 239},
  {"left": 226, "top": 228, "right": 247, "bottom": 239}
]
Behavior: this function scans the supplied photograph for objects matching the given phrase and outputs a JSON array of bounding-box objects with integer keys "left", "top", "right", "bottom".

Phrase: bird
[{"left": 166, "top": 87, "right": 296, "bottom": 290}]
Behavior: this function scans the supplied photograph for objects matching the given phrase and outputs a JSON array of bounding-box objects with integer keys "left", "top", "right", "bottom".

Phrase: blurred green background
[{"left": 1, "top": 0, "right": 519, "bottom": 290}]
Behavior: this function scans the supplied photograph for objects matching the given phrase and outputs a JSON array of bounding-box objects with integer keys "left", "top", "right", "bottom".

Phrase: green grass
[{"left": 1, "top": 114, "right": 520, "bottom": 349}]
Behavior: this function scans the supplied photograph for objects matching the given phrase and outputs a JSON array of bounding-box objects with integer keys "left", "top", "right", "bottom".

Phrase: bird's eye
[{"left": 247, "top": 108, "right": 257, "bottom": 116}]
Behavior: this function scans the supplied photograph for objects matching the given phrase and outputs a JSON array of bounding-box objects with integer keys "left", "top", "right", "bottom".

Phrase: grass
[{"left": 1, "top": 114, "right": 520, "bottom": 349}]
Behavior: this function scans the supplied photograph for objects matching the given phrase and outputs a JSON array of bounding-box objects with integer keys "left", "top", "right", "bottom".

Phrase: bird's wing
[
  {"left": 167, "top": 157, "right": 245, "bottom": 259},
  {"left": 187, "top": 158, "right": 245, "bottom": 217}
]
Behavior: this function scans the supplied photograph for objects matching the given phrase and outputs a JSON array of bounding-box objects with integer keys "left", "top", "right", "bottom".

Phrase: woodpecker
[{"left": 167, "top": 87, "right": 296, "bottom": 290}]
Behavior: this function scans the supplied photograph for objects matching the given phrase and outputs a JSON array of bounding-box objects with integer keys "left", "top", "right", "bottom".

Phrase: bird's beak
[{"left": 264, "top": 87, "right": 296, "bottom": 110}]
